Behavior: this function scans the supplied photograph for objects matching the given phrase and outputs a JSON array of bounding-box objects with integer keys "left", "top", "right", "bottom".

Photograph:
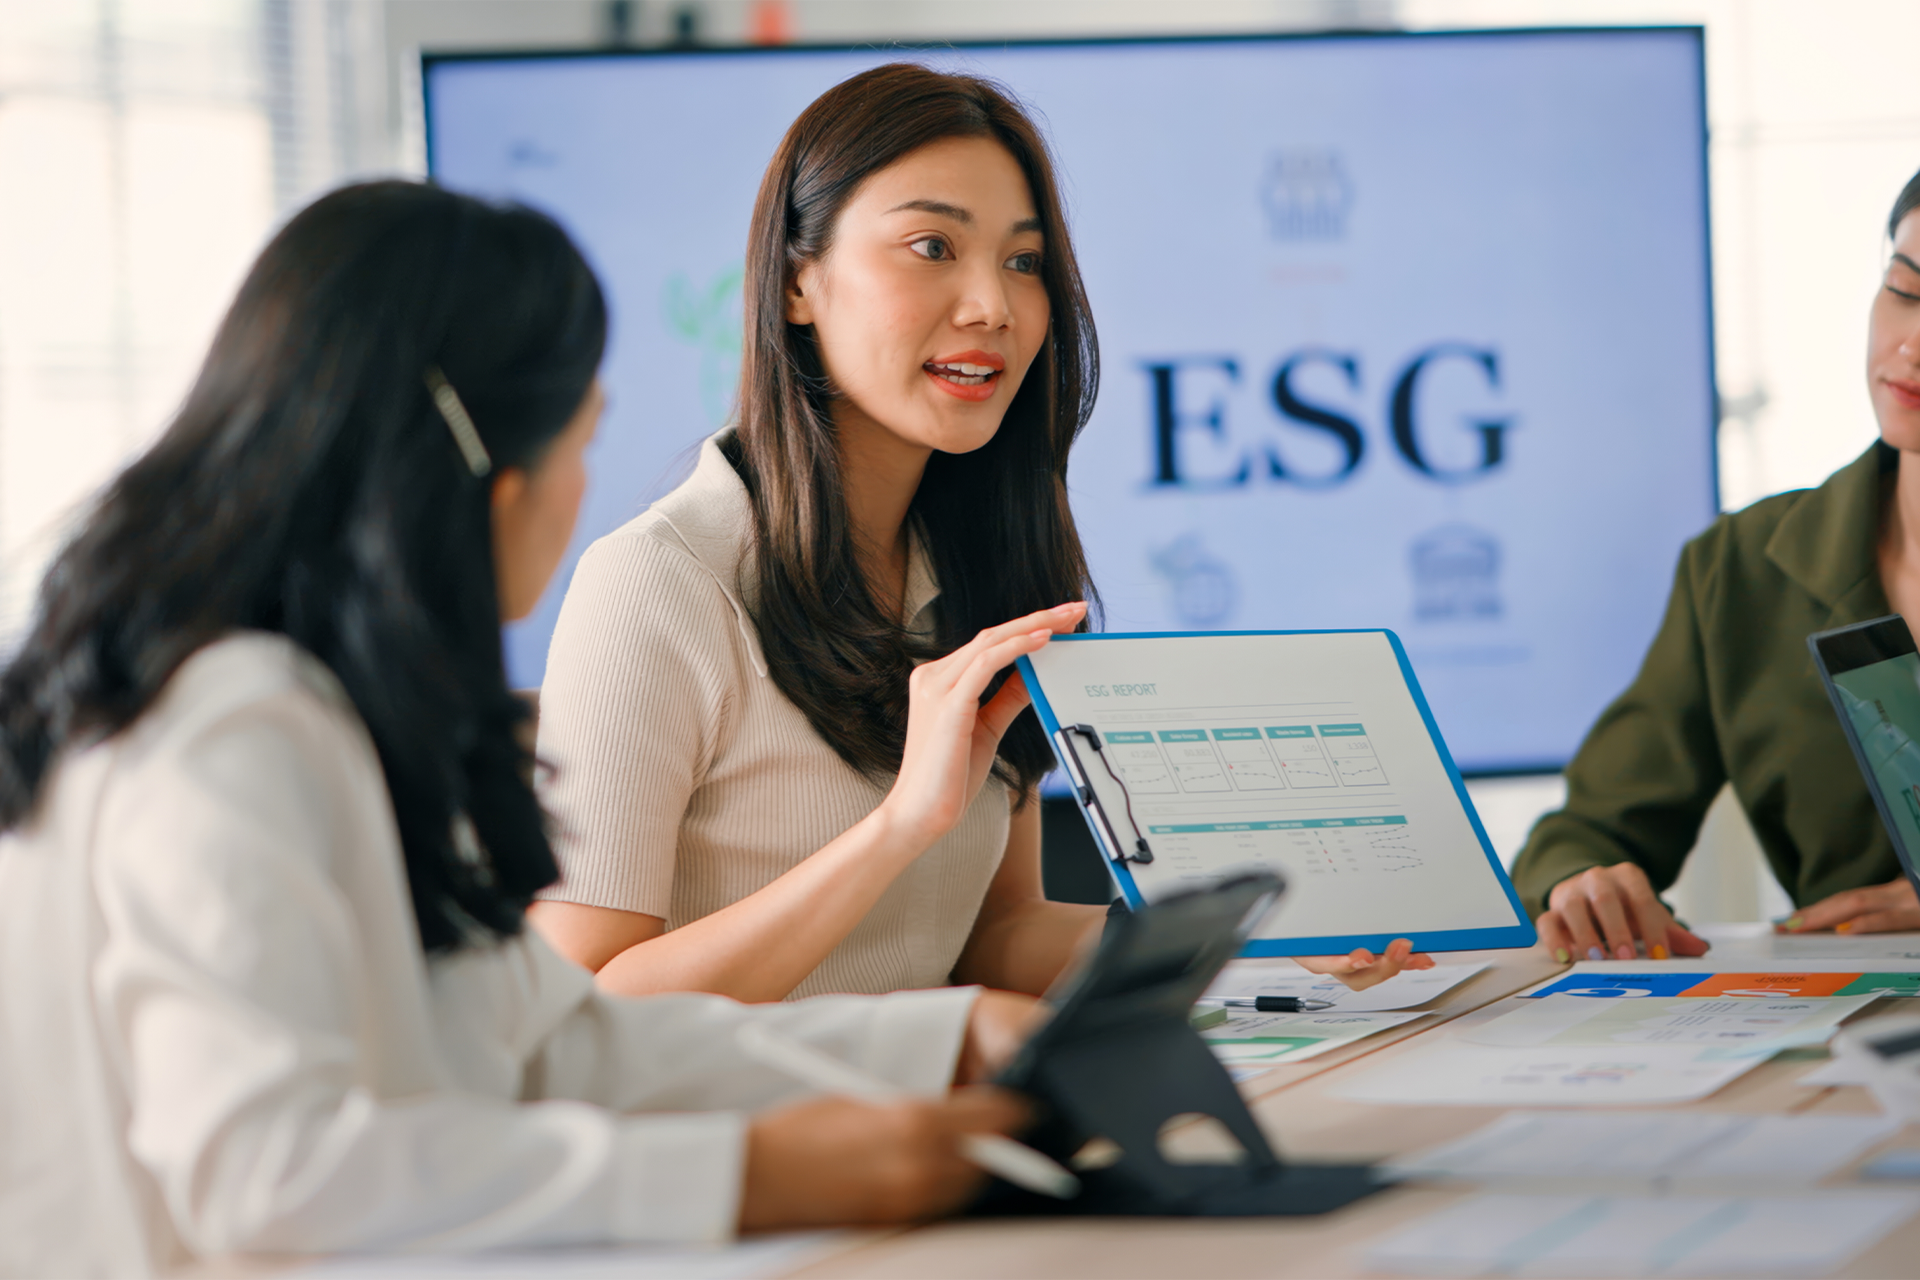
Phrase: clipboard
[{"left": 1016, "top": 630, "right": 1535, "bottom": 957}]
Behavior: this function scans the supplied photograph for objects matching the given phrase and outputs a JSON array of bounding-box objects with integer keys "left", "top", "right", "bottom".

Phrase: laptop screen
[{"left": 1820, "top": 619, "right": 1920, "bottom": 874}]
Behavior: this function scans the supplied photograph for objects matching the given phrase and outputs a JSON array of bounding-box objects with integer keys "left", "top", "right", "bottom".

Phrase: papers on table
[
  {"left": 1864, "top": 1148, "right": 1920, "bottom": 1180},
  {"left": 1764, "top": 932, "right": 1920, "bottom": 962},
  {"left": 1693, "top": 922, "right": 1920, "bottom": 963},
  {"left": 1205, "top": 960, "right": 1488, "bottom": 1012},
  {"left": 1466, "top": 993, "right": 1878, "bottom": 1056},
  {"left": 1203, "top": 1010, "right": 1425, "bottom": 1063},
  {"left": 1800, "top": 1054, "right": 1876, "bottom": 1087},
  {"left": 1334, "top": 990, "right": 1877, "bottom": 1106},
  {"left": 1331, "top": 1040, "right": 1763, "bottom": 1106},
  {"left": 1366, "top": 1192, "right": 1920, "bottom": 1278},
  {"left": 1389, "top": 1112, "right": 1899, "bottom": 1184},
  {"left": 289, "top": 1232, "right": 859, "bottom": 1279}
]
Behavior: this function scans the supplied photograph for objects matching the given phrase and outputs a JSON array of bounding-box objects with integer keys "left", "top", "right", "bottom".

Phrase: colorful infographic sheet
[
  {"left": 1020, "top": 631, "right": 1531, "bottom": 952},
  {"left": 1524, "top": 970, "right": 1920, "bottom": 999}
]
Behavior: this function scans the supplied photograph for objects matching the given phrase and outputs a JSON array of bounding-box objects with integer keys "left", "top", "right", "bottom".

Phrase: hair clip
[{"left": 424, "top": 366, "right": 493, "bottom": 478}]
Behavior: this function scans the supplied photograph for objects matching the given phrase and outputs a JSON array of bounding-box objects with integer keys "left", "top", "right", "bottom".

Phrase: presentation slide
[
  {"left": 425, "top": 29, "right": 1716, "bottom": 772},
  {"left": 1020, "top": 631, "right": 1530, "bottom": 953}
]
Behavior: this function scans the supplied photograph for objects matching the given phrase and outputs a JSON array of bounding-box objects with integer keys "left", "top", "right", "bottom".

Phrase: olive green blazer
[{"left": 1511, "top": 440, "right": 1905, "bottom": 919}]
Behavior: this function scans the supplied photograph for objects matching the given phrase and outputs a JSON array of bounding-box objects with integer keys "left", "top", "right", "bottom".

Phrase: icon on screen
[
  {"left": 1150, "top": 533, "right": 1237, "bottom": 627},
  {"left": 1259, "top": 149, "right": 1353, "bottom": 242},
  {"left": 506, "top": 139, "right": 558, "bottom": 169},
  {"left": 663, "top": 265, "right": 744, "bottom": 427},
  {"left": 1410, "top": 525, "right": 1503, "bottom": 622}
]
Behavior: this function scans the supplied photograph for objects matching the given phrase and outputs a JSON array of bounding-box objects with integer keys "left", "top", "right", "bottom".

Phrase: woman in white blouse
[
  {"left": 0, "top": 181, "right": 1029, "bottom": 1279},
  {"left": 534, "top": 63, "right": 1431, "bottom": 1002}
]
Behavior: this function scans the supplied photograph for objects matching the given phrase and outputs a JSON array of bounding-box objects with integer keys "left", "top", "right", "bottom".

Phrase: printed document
[
  {"left": 291, "top": 1231, "right": 860, "bottom": 1279},
  {"left": 1367, "top": 1192, "right": 1919, "bottom": 1277},
  {"left": 1330, "top": 1040, "right": 1764, "bottom": 1106},
  {"left": 1024, "top": 632, "right": 1523, "bottom": 945},
  {"left": 1203, "top": 1010, "right": 1425, "bottom": 1063},
  {"left": 1465, "top": 993, "right": 1877, "bottom": 1055},
  {"left": 1389, "top": 1112, "right": 1898, "bottom": 1184}
]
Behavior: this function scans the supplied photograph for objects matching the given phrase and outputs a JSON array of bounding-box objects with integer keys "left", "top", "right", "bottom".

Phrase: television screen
[{"left": 425, "top": 28, "right": 1715, "bottom": 774}]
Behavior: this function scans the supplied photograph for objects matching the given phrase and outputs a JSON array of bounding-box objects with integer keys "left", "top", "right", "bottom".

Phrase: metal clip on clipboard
[{"left": 1052, "top": 724, "right": 1153, "bottom": 865}]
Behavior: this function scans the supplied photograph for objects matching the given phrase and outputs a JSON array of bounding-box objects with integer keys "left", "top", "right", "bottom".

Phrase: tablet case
[{"left": 975, "top": 871, "right": 1384, "bottom": 1217}]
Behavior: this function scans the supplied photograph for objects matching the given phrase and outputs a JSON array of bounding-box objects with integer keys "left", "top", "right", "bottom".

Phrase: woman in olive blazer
[{"left": 1516, "top": 167, "right": 1920, "bottom": 961}]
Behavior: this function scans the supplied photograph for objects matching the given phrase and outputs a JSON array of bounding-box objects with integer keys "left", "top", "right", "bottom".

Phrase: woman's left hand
[
  {"left": 1776, "top": 877, "right": 1920, "bottom": 935},
  {"left": 1292, "top": 938, "right": 1435, "bottom": 991}
]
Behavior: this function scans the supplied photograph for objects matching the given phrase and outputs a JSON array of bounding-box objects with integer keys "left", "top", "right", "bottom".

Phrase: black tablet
[
  {"left": 1808, "top": 614, "right": 1920, "bottom": 901},
  {"left": 1003, "top": 870, "right": 1285, "bottom": 1084},
  {"left": 988, "top": 869, "right": 1383, "bottom": 1216}
]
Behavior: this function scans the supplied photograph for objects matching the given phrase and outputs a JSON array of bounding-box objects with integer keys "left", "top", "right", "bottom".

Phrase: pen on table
[
  {"left": 1194, "top": 996, "right": 1336, "bottom": 1013},
  {"left": 732, "top": 1022, "right": 1080, "bottom": 1200}
]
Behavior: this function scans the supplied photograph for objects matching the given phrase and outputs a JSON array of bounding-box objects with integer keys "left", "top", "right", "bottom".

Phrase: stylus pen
[
  {"left": 1195, "top": 996, "right": 1335, "bottom": 1013},
  {"left": 732, "top": 1023, "right": 1080, "bottom": 1200}
]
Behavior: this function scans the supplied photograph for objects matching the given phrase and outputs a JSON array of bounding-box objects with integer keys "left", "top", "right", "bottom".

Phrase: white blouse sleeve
[{"left": 89, "top": 674, "right": 973, "bottom": 1259}]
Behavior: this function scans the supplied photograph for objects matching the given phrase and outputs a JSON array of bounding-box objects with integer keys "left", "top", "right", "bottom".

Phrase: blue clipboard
[{"left": 1016, "top": 629, "right": 1536, "bottom": 957}]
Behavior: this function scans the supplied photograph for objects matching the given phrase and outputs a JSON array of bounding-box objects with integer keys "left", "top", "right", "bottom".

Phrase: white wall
[
  {"left": 0, "top": 1, "right": 275, "bottom": 629},
  {"left": 1403, "top": 0, "right": 1920, "bottom": 511}
]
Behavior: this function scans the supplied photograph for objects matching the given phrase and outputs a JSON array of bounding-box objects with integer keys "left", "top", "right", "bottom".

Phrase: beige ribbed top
[{"left": 535, "top": 432, "right": 1011, "bottom": 999}]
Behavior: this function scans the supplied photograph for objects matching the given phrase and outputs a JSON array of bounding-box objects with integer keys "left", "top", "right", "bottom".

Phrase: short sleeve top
[{"left": 535, "top": 432, "right": 1011, "bottom": 999}]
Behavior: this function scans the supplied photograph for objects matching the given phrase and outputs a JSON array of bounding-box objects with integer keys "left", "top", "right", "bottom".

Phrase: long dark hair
[
  {"left": 1892, "top": 166, "right": 1920, "bottom": 237},
  {"left": 0, "top": 180, "right": 607, "bottom": 953},
  {"left": 730, "top": 62, "right": 1098, "bottom": 797}
]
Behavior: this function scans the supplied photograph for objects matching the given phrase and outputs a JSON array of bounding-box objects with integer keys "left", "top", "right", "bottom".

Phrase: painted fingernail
[
  {"left": 1554, "top": 948, "right": 1570, "bottom": 964},
  {"left": 1587, "top": 946, "right": 1605, "bottom": 961},
  {"left": 1784, "top": 917, "right": 1803, "bottom": 931},
  {"left": 1838, "top": 922, "right": 1854, "bottom": 934},
  {"left": 1651, "top": 945, "right": 1669, "bottom": 960},
  {"left": 1615, "top": 944, "right": 1635, "bottom": 960}
]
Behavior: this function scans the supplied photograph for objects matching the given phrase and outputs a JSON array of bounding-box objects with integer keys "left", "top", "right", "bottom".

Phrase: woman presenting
[
  {"left": 533, "top": 63, "right": 1429, "bottom": 1001},
  {"left": 1517, "top": 166, "right": 1920, "bottom": 960}
]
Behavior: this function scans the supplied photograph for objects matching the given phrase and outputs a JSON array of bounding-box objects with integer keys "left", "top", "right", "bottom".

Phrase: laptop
[{"left": 1808, "top": 614, "right": 1920, "bottom": 900}]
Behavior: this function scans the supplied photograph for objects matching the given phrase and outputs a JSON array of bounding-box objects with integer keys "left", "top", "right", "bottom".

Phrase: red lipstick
[{"left": 923, "top": 349, "right": 1007, "bottom": 402}]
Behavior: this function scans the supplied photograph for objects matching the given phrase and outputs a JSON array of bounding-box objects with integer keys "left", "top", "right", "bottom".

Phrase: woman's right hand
[
  {"left": 877, "top": 602, "right": 1087, "bottom": 848},
  {"left": 738, "top": 1087, "right": 1029, "bottom": 1230},
  {"left": 1537, "top": 862, "right": 1710, "bottom": 962}
]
